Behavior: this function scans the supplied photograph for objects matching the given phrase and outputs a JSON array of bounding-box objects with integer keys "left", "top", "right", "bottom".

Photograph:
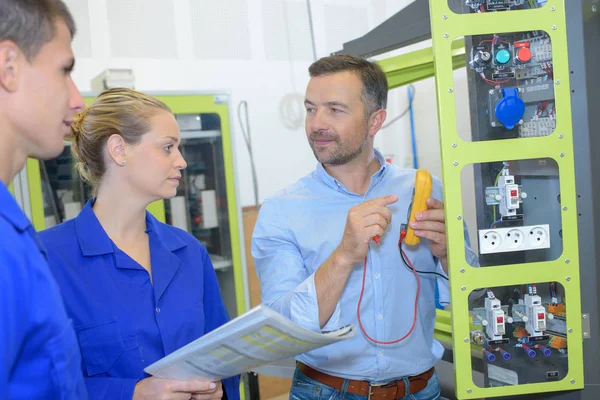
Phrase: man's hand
[
  {"left": 334, "top": 195, "right": 398, "bottom": 266},
  {"left": 409, "top": 197, "right": 448, "bottom": 273},
  {"left": 133, "top": 377, "right": 222, "bottom": 400}
]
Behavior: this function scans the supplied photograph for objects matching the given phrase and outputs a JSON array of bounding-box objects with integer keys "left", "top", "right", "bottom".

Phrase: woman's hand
[{"left": 133, "top": 376, "right": 221, "bottom": 400}]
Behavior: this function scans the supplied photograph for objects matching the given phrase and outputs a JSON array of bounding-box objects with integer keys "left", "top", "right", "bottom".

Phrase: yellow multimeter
[{"left": 404, "top": 169, "right": 433, "bottom": 246}]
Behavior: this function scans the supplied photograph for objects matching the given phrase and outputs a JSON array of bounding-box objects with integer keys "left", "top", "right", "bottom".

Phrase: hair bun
[{"left": 70, "top": 107, "right": 90, "bottom": 138}]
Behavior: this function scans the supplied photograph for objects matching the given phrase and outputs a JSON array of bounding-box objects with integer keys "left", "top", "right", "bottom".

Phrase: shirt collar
[
  {"left": 0, "top": 180, "right": 31, "bottom": 232},
  {"left": 75, "top": 199, "right": 187, "bottom": 256},
  {"left": 315, "top": 148, "right": 388, "bottom": 194}
]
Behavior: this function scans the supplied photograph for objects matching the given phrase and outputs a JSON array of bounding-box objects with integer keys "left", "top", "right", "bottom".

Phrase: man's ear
[
  {"left": 0, "top": 41, "right": 21, "bottom": 93},
  {"left": 368, "top": 108, "right": 387, "bottom": 137}
]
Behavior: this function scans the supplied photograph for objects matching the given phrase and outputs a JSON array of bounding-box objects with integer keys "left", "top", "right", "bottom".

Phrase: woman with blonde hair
[{"left": 40, "top": 88, "right": 239, "bottom": 400}]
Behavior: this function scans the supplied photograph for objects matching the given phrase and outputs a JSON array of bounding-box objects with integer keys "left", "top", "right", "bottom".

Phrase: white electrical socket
[
  {"left": 479, "top": 224, "right": 550, "bottom": 254},
  {"left": 479, "top": 230, "right": 503, "bottom": 253},
  {"left": 505, "top": 229, "right": 524, "bottom": 249},
  {"left": 527, "top": 226, "right": 549, "bottom": 248}
]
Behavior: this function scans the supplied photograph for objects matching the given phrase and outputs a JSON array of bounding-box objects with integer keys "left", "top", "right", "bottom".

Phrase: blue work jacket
[
  {"left": 0, "top": 181, "right": 87, "bottom": 399},
  {"left": 39, "top": 199, "right": 239, "bottom": 400}
]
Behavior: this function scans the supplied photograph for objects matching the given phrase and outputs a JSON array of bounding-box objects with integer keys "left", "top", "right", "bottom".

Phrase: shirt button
[
  {"left": 377, "top": 314, "right": 383, "bottom": 320},
  {"left": 378, "top": 352, "right": 384, "bottom": 359},
  {"left": 375, "top": 273, "right": 380, "bottom": 279},
  {"left": 155, "top": 307, "right": 161, "bottom": 313}
]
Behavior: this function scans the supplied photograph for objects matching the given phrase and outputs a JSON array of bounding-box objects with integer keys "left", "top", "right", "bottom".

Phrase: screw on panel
[
  {"left": 443, "top": 14, "right": 448, "bottom": 19},
  {"left": 568, "top": 328, "right": 573, "bottom": 333},
  {"left": 491, "top": 122, "right": 497, "bottom": 127},
  {"left": 467, "top": 389, "right": 472, "bottom": 394},
  {"left": 453, "top": 161, "right": 459, "bottom": 166},
  {"left": 464, "top": 338, "right": 469, "bottom": 343},
  {"left": 565, "top": 259, "right": 571, "bottom": 264},
  {"left": 583, "top": 314, "right": 588, "bottom": 319},
  {"left": 552, "top": 25, "right": 557, "bottom": 30},
  {"left": 558, "top": 134, "right": 564, "bottom": 139},
  {"left": 560, "top": 152, "right": 565, "bottom": 157},
  {"left": 457, "top": 215, "right": 463, "bottom": 220},
  {"left": 584, "top": 332, "right": 589, "bottom": 338},
  {"left": 551, "top": 6, "right": 556, "bottom": 11},
  {"left": 556, "top": 80, "right": 561, "bottom": 85},
  {"left": 460, "top": 268, "right": 465, "bottom": 273},
  {"left": 562, "top": 206, "right": 568, "bottom": 211},
  {"left": 448, "top": 88, "right": 453, "bottom": 93},
  {"left": 570, "top": 379, "right": 575, "bottom": 384},
  {"left": 452, "top": 142, "right": 457, "bottom": 148},
  {"left": 444, "top": 33, "right": 449, "bottom": 38},
  {"left": 461, "top": 286, "right": 466, "bottom": 291},
  {"left": 566, "top": 277, "right": 571, "bottom": 281}
]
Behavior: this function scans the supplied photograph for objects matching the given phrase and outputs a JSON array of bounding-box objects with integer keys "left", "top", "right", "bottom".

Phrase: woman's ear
[{"left": 106, "top": 134, "right": 128, "bottom": 166}]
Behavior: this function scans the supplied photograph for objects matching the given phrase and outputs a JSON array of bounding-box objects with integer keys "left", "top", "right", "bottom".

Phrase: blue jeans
[{"left": 289, "top": 367, "right": 441, "bottom": 400}]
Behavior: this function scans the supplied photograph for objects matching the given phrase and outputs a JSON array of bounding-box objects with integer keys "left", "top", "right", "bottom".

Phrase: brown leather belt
[{"left": 297, "top": 362, "right": 434, "bottom": 400}]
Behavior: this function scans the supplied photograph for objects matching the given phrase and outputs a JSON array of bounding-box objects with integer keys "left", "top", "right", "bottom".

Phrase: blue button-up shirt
[
  {"left": 253, "top": 150, "right": 478, "bottom": 382},
  {"left": 0, "top": 181, "right": 87, "bottom": 399},
  {"left": 39, "top": 200, "right": 239, "bottom": 400}
]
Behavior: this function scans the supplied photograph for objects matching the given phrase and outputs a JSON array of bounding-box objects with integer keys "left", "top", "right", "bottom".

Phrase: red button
[
  {"left": 497, "top": 316, "right": 504, "bottom": 323},
  {"left": 537, "top": 312, "right": 545, "bottom": 319},
  {"left": 516, "top": 47, "right": 532, "bottom": 63},
  {"left": 510, "top": 189, "right": 518, "bottom": 197}
]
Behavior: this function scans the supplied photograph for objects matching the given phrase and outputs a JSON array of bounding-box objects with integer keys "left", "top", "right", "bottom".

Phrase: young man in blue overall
[{"left": 0, "top": 1, "right": 87, "bottom": 398}]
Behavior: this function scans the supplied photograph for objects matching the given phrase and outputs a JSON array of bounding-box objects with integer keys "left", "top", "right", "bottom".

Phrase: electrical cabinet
[{"left": 431, "top": 1, "right": 585, "bottom": 398}]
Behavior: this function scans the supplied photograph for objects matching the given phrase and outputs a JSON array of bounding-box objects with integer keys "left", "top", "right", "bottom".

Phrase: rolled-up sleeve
[{"left": 252, "top": 199, "right": 341, "bottom": 332}]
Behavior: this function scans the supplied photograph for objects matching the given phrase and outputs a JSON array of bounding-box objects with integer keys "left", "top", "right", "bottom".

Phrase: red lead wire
[{"left": 357, "top": 231, "right": 421, "bottom": 344}]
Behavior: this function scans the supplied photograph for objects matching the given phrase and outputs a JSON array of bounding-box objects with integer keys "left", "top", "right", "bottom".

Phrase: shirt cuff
[
  {"left": 466, "top": 247, "right": 480, "bottom": 268},
  {"left": 121, "top": 378, "right": 138, "bottom": 400},
  {"left": 289, "top": 273, "right": 343, "bottom": 333},
  {"left": 435, "top": 259, "right": 450, "bottom": 306}
]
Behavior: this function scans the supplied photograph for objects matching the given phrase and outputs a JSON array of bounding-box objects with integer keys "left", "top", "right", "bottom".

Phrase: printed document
[{"left": 144, "top": 304, "right": 354, "bottom": 380}]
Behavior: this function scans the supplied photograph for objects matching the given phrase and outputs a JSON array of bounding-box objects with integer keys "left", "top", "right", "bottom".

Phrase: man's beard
[{"left": 309, "top": 131, "right": 369, "bottom": 165}]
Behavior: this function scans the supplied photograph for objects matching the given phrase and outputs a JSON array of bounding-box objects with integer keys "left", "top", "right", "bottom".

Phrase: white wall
[
  {"left": 65, "top": 0, "right": 474, "bottom": 223},
  {"left": 65, "top": 0, "right": 397, "bottom": 207}
]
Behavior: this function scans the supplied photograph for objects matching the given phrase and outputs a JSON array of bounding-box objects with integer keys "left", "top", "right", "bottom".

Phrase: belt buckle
[{"left": 367, "top": 381, "right": 391, "bottom": 400}]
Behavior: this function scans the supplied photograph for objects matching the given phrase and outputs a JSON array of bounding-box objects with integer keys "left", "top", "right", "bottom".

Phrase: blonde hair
[{"left": 69, "top": 88, "right": 171, "bottom": 192}]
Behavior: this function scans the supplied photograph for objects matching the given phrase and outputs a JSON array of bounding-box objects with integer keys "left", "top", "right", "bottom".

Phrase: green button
[{"left": 495, "top": 49, "right": 511, "bottom": 64}]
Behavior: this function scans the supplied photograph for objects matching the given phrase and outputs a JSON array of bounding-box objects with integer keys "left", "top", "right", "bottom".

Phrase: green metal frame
[
  {"left": 434, "top": 309, "right": 453, "bottom": 346},
  {"left": 378, "top": 40, "right": 465, "bottom": 89},
  {"left": 27, "top": 159, "right": 45, "bottom": 231},
  {"left": 430, "top": 1, "right": 583, "bottom": 398},
  {"left": 27, "top": 93, "right": 247, "bottom": 318},
  {"left": 153, "top": 94, "right": 247, "bottom": 317}
]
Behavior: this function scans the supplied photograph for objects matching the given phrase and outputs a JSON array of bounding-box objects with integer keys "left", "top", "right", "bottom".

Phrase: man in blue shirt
[
  {"left": 0, "top": 1, "right": 87, "bottom": 398},
  {"left": 253, "top": 55, "right": 478, "bottom": 400}
]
